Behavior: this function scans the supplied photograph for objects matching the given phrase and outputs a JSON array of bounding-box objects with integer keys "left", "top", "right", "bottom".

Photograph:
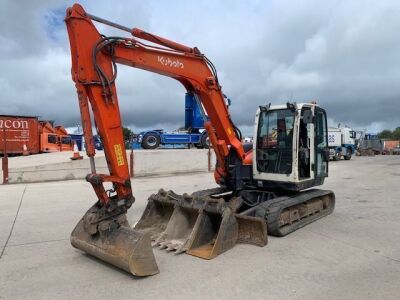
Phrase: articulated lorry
[
  {"left": 328, "top": 125, "right": 356, "bottom": 160},
  {"left": 137, "top": 93, "right": 210, "bottom": 149}
]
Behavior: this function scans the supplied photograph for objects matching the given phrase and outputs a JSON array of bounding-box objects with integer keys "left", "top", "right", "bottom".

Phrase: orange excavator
[{"left": 65, "top": 4, "right": 335, "bottom": 277}]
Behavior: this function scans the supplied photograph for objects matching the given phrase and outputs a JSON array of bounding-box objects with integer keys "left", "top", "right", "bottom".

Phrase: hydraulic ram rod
[
  {"left": 86, "top": 13, "right": 131, "bottom": 33},
  {"left": 86, "top": 12, "right": 196, "bottom": 53}
]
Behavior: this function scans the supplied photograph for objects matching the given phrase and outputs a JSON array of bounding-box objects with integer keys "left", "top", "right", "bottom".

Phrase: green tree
[
  {"left": 122, "top": 127, "right": 134, "bottom": 142},
  {"left": 392, "top": 127, "right": 400, "bottom": 140},
  {"left": 378, "top": 129, "right": 393, "bottom": 139}
]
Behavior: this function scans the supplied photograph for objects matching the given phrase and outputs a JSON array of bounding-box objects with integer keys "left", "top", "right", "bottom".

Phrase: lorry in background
[
  {"left": 38, "top": 121, "right": 73, "bottom": 153},
  {"left": 70, "top": 134, "right": 103, "bottom": 151},
  {"left": 137, "top": 93, "right": 210, "bottom": 149},
  {"left": 356, "top": 132, "right": 384, "bottom": 155},
  {"left": 392, "top": 145, "right": 400, "bottom": 155},
  {"left": 0, "top": 115, "right": 73, "bottom": 155},
  {"left": 39, "top": 121, "right": 60, "bottom": 152},
  {"left": 328, "top": 125, "right": 356, "bottom": 161},
  {"left": 55, "top": 126, "right": 74, "bottom": 151}
]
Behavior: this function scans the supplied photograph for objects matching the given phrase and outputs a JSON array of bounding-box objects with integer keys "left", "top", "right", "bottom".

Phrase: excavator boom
[
  {"left": 66, "top": 4, "right": 247, "bottom": 193},
  {"left": 65, "top": 4, "right": 262, "bottom": 276}
]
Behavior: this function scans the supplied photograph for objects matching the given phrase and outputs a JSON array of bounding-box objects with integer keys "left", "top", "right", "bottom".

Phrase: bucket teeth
[
  {"left": 158, "top": 241, "right": 169, "bottom": 249},
  {"left": 134, "top": 189, "right": 180, "bottom": 241},
  {"left": 154, "top": 238, "right": 188, "bottom": 253},
  {"left": 152, "top": 199, "right": 199, "bottom": 254},
  {"left": 136, "top": 188, "right": 268, "bottom": 260},
  {"left": 166, "top": 242, "right": 181, "bottom": 252}
]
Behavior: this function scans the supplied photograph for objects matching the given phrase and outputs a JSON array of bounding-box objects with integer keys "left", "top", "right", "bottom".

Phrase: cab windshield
[
  {"left": 256, "top": 109, "right": 294, "bottom": 174},
  {"left": 47, "top": 135, "right": 58, "bottom": 144}
]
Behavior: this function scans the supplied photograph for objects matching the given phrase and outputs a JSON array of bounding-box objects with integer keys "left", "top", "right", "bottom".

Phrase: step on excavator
[{"left": 65, "top": 4, "right": 335, "bottom": 277}]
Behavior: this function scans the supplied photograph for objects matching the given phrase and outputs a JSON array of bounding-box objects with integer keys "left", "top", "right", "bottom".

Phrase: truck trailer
[
  {"left": 137, "top": 93, "right": 209, "bottom": 149},
  {"left": 328, "top": 126, "right": 356, "bottom": 161}
]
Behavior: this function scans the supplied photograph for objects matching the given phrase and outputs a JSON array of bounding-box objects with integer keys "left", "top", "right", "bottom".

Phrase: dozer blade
[
  {"left": 71, "top": 204, "right": 159, "bottom": 277},
  {"left": 134, "top": 189, "right": 177, "bottom": 240}
]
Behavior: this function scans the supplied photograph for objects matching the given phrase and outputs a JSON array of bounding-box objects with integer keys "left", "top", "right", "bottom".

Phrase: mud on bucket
[
  {"left": 186, "top": 198, "right": 268, "bottom": 260},
  {"left": 133, "top": 189, "right": 178, "bottom": 240},
  {"left": 71, "top": 206, "right": 159, "bottom": 277},
  {"left": 153, "top": 204, "right": 200, "bottom": 253}
]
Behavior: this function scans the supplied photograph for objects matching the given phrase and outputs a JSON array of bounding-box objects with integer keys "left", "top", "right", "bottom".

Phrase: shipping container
[
  {"left": 0, "top": 115, "right": 40, "bottom": 155},
  {"left": 382, "top": 140, "right": 400, "bottom": 151},
  {"left": 0, "top": 115, "right": 74, "bottom": 155}
]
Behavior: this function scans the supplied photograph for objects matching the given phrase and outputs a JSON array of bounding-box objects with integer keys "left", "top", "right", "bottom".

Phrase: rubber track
[{"left": 266, "top": 189, "right": 335, "bottom": 237}]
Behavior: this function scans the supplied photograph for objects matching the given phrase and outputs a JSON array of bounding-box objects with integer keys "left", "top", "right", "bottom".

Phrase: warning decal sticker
[{"left": 114, "top": 144, "right": 125, "bottom": 166}]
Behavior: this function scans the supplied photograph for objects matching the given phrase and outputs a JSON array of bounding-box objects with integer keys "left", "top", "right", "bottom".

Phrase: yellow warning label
[
  {"left": 114, "top": 144, "right": 125, "bottom": 166},
  {"left": 227, "top": 127, "right": 232, "bottom": 135}
]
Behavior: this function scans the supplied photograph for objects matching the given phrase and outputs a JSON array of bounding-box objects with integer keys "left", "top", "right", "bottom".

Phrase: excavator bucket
[
  {"left": 186, "top": 203, "right": 239, "bottom": 259},
  {"left": 153, "top": 202, "right": 200, "bottom": 253},
  {"left": 135, "top": 189, "right": 268, "bottom": 259},
  {"left": 71, "top": 204, "right": 159, "bottom": 277},
  {"left": 134, "top": 189, "right": 176, "bottom": 240},
  {"left": 186, "top": 199, "right": 268, "bottom": 259}
]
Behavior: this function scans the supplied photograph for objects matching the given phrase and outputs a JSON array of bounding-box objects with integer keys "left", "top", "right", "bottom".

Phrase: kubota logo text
[{"left": 157, "top": 56, "right": 184, "bottom": 69}]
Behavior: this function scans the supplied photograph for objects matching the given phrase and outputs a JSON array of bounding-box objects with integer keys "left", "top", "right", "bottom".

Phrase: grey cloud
[{"left": 0, "top": 0, "right": 399, "bottom": 135}]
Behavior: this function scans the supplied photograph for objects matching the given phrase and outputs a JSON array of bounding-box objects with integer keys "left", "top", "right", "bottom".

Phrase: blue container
[{"left": 132, "top": 142, "right": 142, "bottom": 149}]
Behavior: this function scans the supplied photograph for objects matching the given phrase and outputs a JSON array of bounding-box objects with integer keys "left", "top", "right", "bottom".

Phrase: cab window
[
  {"left": 256, "top": 109, "right": 294, "bottom": 174},
  {"left": 48, "top": 135, "right": 57, "bottom": 144}
]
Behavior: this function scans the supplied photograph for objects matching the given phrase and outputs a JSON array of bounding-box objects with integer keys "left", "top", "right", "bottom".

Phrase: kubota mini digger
[{"left": 65, "top": 4, "right": 335, "bottom": 277}]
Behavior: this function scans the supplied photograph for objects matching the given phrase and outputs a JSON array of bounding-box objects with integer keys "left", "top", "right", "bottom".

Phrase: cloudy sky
[{"left": 1, "top": 0, "right": 399, "bottom": 135}]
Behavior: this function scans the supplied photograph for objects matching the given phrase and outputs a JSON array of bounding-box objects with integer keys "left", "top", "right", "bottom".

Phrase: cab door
[{"left": 314, "top": 108, "right": 329, "bottom": 178}]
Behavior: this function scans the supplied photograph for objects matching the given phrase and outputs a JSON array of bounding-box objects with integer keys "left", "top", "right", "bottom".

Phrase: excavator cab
[{"left": 254, "top": 103, "right": 329, "bottom": 191}]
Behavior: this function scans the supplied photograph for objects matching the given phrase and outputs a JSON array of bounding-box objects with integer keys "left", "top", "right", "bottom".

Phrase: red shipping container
[
  {"left": 383, "top": 140, "right": 400, "bottom": 150},
  {"left": 0, "top": 115, "right": 40, "bottom": 155}
]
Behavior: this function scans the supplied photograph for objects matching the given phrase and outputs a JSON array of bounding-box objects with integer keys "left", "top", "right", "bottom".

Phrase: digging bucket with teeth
[
  {"left": 186, "top": 197, "right": 268, "bottom": 259},
  {"left": 138, "top": 189, "right": 268, "bottom": 259},
  {"left": 152, "top": 193, "right": 204, "bottom": 253},
  {"left": 71, "top": 203, "right": 159, "bottom": 277},
  {"left": 133, "top": 189, "right": 177, "bottom": 240}
]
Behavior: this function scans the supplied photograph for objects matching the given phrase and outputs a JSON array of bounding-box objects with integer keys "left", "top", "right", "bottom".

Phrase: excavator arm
[
  {"left": 65, "top": 4, "right": 263, "bottom": 277},
  {"left": 66, "top": 4, "right": 248, "bottom": 207}
]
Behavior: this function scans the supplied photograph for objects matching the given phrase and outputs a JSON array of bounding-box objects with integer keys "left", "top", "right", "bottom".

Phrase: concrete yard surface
[{"left": 0, "top": 156, "right": 400, "bottom": 299}]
